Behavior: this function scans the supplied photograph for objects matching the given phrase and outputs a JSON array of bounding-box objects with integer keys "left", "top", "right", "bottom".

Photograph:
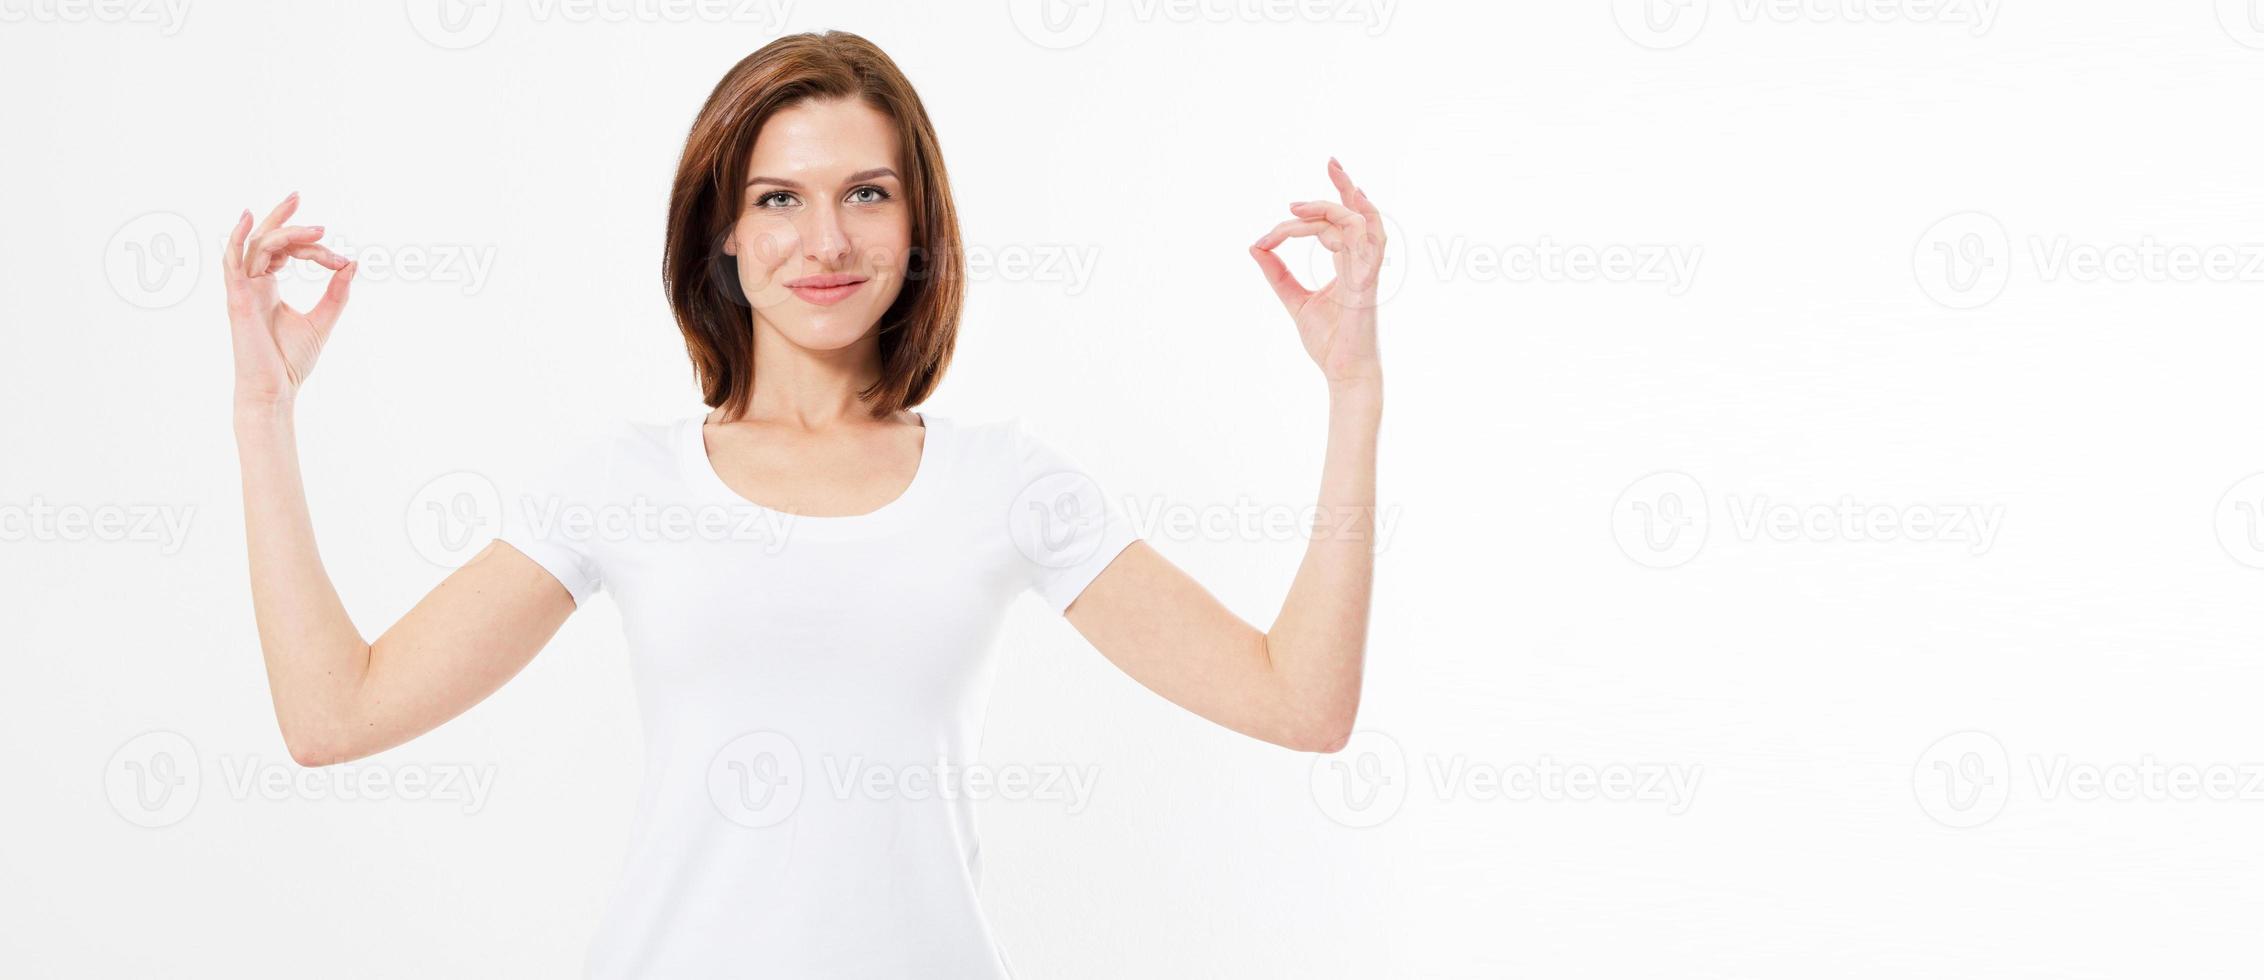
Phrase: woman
[{"left": 226, "top": 30, "right": 1382, "bottom": 978}]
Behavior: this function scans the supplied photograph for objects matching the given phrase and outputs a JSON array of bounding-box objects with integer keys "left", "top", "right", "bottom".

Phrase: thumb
[
  {"left": 306, "top": 259, "right": 358, "bottom": 335},
  {"left": 1249, "top": 245, "right": 1308, "bottom": 315}
]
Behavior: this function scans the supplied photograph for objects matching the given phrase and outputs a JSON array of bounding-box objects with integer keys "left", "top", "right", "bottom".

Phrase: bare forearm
[
  {"left": 1264, "top": 379, "right": 1381, "bottom": 746},
  {"left": 234, "top": 399, "right": 370, "bottom": 756}
]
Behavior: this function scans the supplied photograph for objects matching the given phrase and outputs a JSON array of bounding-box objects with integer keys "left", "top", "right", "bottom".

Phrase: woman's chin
[{"left": 771, "top": 311, "right": 883, "bottom": 350}]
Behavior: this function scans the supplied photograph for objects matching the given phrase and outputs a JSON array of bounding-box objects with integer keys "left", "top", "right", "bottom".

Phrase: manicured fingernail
[
  {"left": 288, "top": 190, "right": 299, "bottom": 199},
  {"left": 309, "top": 225, "right": 325, "bottom": 234},
  {"left": 1329, "top": 157, "right": 1342, "bottom": 169}
]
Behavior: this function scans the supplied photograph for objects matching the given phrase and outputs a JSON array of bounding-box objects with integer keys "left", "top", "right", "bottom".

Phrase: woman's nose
[{"left": 801, "top": 207, "right": 851, "bottom": 264}]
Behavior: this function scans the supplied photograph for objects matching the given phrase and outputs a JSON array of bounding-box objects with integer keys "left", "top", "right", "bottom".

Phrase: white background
[{"left": 6, "top": 1, "right": 2264, "bottom": 977}]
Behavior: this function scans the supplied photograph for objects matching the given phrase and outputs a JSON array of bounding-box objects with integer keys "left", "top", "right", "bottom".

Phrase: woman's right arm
[{"left": 228, "top": 194, "right": 575, "bottom": 768}]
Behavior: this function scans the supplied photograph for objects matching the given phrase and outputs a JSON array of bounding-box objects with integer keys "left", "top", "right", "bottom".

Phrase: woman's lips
[{"left": 787, "top": 277, "right": 866, "bottom": 306}]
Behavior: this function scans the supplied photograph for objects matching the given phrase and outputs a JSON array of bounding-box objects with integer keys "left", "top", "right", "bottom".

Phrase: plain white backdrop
[{"left": 6, "top": 1, "right": 2264, "bottom": 976}]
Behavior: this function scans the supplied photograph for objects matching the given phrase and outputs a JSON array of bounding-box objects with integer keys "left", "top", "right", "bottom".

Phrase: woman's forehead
[{"left": 747, "top": 99, "right": 901, "bottom": 179}]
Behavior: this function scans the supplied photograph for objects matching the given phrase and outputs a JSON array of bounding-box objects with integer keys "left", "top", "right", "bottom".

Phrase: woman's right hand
[{"left": 224, "top": 193, "right": 356, "bottom": 409}]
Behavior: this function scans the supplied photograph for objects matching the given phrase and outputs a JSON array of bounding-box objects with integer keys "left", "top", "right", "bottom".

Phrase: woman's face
[{"left": 725, "top": 97, "right": 911, "bottom": 352}]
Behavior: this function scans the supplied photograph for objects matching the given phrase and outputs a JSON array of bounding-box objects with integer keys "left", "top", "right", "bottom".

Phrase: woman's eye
[
  {"left": 754, "top": 191, "right": 797, "bottom": 210},
  {"left": 848, "top": 186, "right": 890, "bottom": 205}
]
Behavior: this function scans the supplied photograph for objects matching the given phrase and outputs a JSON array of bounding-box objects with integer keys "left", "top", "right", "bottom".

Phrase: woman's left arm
[{"left": 1064, "top": 158, "right": 1384, "bottom": 754}]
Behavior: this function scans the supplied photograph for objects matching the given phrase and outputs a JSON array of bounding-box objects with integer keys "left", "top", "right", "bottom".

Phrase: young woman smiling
[{"left": 226, "top": 30, "right": 1384, "bottom": 978}]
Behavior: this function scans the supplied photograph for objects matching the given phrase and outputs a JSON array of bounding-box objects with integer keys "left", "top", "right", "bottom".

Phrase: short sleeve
[
  {"left": 495, "top": 427, "right": 617, "bottom": 607},
  {"left": 1005, "top": 420, "right": 1142, "bottom": 615}
]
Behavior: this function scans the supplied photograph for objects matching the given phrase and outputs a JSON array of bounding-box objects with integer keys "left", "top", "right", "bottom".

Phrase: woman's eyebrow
[{"left": 746, "top": 167, "right": 900, "bottom": 189}]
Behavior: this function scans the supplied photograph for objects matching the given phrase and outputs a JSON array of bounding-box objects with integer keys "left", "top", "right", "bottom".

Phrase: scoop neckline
[{"left": 679, "top": 410, "right": 949, "bottom": 540}]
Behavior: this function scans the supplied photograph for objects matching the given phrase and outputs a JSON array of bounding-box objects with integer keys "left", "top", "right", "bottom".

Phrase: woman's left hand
[{"left": 1249, "top": 157, "right": 1386, "bottom": 389}]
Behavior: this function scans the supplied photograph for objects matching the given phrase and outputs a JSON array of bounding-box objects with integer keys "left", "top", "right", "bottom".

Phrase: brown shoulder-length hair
[{"left": 663, "top": 31, "right": 962, "bottom": 422}]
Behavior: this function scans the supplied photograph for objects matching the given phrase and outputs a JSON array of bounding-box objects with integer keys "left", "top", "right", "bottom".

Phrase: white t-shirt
[{"left": 496, "top": 412, "right": 1140, "bottom": 979}]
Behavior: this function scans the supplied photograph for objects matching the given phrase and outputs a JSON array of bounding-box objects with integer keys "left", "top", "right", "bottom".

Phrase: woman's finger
[
  {"left": 1270, "top": 214, "right": 1351, "bottom": 253},
  {"left": 254, "top": 192, "right": 299, "bottom": 239},
  {"left": 1325, "top": 159, "right": 1385, "bottom": 231},
  {"left": 1292, "top": 201, "right": 1379, "bottom": 261},
  {"left": 246, "top": 225, "right": 328, "bottom": 277},
  {"left": 306, "top": 260, "right": 359, "bottom": 334},
  {"left": 1289, "top": 200, "right": 1367, "bottom": 240},
  {"left": 286, "top": 243, "right": 348, "bottom": 271},
  {"left": 1248, "top": 245, "right": 1308, "bottom": 314},
  {"left": 1326, "top": 158, "right": 1358, "bottom": 209},
  {"left": 223, "top": 209, "right": 252, "bottom": 283},
  {"left": 1255, "top": 217, "right": 1330, "bottom": 251}
]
